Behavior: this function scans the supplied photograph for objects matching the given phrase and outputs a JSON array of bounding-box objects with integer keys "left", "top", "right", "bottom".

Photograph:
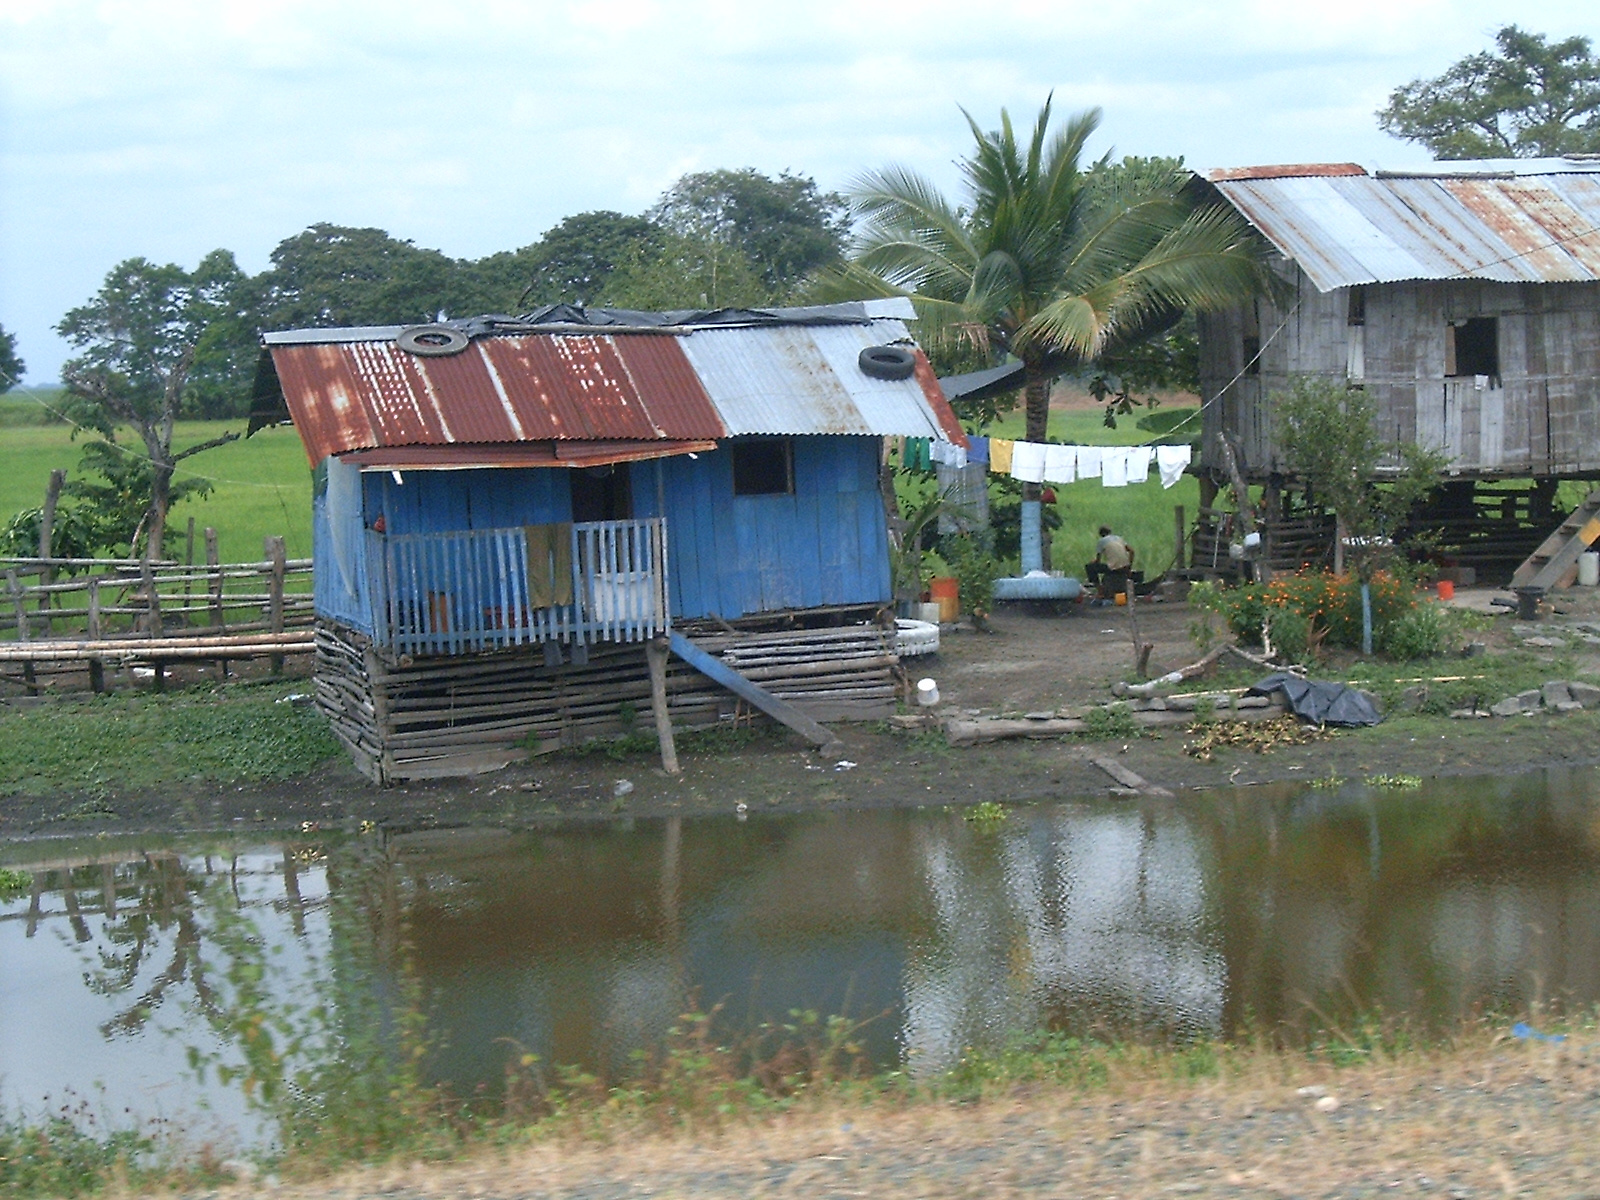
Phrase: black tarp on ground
[{"left": 1249, "top": 672, "right": 1382, "bottom": 727}]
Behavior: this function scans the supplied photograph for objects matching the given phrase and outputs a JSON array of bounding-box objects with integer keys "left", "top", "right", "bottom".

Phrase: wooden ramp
[
  {"left": 1511, "top": 489, "right": 1600, "bottom": 590},
  {"left": 668, "top": 631, "right": 846, "bottom": 757}
]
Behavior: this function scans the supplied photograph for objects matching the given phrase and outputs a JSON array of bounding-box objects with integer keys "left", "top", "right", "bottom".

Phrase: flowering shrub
[{"left": 1190, "top": 570, "right": 1444, "bottom": 658}]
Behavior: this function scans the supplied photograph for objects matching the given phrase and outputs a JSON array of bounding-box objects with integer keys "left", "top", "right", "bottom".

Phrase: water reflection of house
[
  {"left": 1193, "top": 158, "right": 1600, "bottom": 581},
  {"left": 252, "top": 302, "right": 966, "bottom": 782}
]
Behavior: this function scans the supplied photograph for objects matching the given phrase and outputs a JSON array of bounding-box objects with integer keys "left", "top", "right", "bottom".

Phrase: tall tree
[
  {"left": 56, "top": 257, "right": 241, "bottom": 561},
  {"left": 256, "top": 223, "right": 459, "bottom": 330},
  {"left": 601, "top": 232, "right": 771, "bottom": 310},
  {"left": 0, "top": 323, "right": 22, "bottom": 392},
  {"left": 828, "top": 100, "right": 1273, "bottom": 568},
  {"left": 1379, "top": 26, "right": 1600, "bottom": 159},
  {"left": 651, "top": 169, "right": 850, "bottom": 295}
]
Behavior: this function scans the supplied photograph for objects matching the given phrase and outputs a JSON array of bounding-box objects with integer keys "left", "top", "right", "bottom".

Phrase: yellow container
[{"left": 1113, "top": 592, "right": 1128, "bottom": 606}]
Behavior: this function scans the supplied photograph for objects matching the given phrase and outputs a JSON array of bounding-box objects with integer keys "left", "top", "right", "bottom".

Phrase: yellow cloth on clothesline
[{"left": 989, "top": 438, "right": 1014, "bottom": 474}]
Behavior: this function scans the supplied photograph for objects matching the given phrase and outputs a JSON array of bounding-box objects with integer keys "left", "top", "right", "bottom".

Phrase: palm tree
[{"left": 831, "top": 99, "right": 1275, "bottom": 569}]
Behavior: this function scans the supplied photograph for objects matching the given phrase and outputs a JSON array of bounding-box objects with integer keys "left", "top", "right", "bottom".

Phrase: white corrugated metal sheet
[
  {"left": 1209, "top": 158, "right": 1600, "bottom": 292},
  {"left": 678, "top": 317, "right": 953, "bottom": 440}
]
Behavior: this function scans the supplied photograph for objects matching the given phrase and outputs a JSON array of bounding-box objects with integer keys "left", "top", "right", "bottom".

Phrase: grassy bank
[
  {"left": 4, "top": 1014, "right": 1588, "bottom": 1198},
  {"left": 0, "top": 685, "right": 338, "bottom": 798}
]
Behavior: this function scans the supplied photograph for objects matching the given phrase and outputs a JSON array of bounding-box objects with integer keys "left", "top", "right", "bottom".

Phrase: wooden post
[
  {"left": 266, "top": 535, "right": 286, "bottom": 675},
  {"left": 1334, "top": 516, "right": 1347, "bottom": 577},
  {"left": 8, "top": 568, "right": 34, "bottom": 696},
  {"left": 207, "top": 527, "right": 227, "bottom": 680},
  {"left": 646, "top": 635, "right": 680, "bottom": 775},
  {"left": 1173, "top": 505, "right": 1186, "bottom": 571},
  {"left": 182, "top": 516, "right": 195, "bottom": 627},
  {"left": 37, "top": 468, "right": 65, "bottom": 637},
  {"left": 87, "top": 577, "right": 103, "bottom": 693}
]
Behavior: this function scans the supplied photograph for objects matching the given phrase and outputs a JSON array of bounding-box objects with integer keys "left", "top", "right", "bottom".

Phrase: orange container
[
  {"left": 1436, "top": 579, "right": 1455, "bottom": 600},
  {"left": 928, "top": 576, "right": 960, "bottom": 622},
  {"left": 1113, "top": 592, "right": 1128, "bottom": 606}
]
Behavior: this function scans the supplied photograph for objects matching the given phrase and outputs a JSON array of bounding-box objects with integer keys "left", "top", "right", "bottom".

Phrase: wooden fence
[{"left": 0, "top": 530, "right": 314, "bottom": 691}]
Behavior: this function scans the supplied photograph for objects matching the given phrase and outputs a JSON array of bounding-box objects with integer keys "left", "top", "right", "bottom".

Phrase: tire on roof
[
  {"left": 397, "top": 324, "right": 471, "bottom": 356},
  {"left": 859, "top": 345, "right": 917, "bottom": 381}
]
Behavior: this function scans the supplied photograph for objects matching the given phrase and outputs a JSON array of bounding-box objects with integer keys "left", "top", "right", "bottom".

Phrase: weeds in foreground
[
  {"left": 963, "top": 801, "right": 1007, "bottom": 827},
  {"left": 1185, "top": 716, "right": 1325, "bottom": 761},
  {"left": 1080, "top": 703, "right": 1139, "bottom": 741}
]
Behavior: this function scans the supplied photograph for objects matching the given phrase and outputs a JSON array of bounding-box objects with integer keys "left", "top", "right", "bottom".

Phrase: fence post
[
  {"left": 1173, "top": 505, "right": 1186, "bottom": 572},
  {"left": 205, "top": 527, "right": 225, "bottom": 679},
  {"left": 87, "top": 577, "right": 103, "bottom": 693},
  {"left": 8, "top": 569, "right": 35, "bottom": 696},
  {"left": 37, "top": 468, "right": 66, "bottom": 637},
  {"left": 183, "top": 516, "right": 196, "bottom": 627},
  {"left": 266, "top": 535, "right": 286, "bottom": 674}
]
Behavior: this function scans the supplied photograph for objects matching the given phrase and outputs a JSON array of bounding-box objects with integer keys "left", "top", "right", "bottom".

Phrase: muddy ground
[{"left": 6, "top": 589, "right": 1600, "bottom": 840}]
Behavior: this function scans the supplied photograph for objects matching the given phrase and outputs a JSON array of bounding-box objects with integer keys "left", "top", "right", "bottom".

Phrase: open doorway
[{"left": 569, "top": 464, "right": 633, "bottom": 523}]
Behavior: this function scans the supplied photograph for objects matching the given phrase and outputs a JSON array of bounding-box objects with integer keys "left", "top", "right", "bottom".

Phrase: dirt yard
[{"left": 6, "top": 590, "right": 1600, "bottom": 839}]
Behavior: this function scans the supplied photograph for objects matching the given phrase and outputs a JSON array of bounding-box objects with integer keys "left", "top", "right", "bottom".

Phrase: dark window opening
[
  {"left": 1346, "top": 287, "right": 1366, "bottom": 326},
  {"left": 1447, "top": 317, "right": 1498, "bottom": 378},
  {"left": 570, "top": 465, "right": 633, "bottom": 523},
  {"left": 732, "top": 438, "right": 794, "bottom": 496},
  {"left": 1242, "top": 334, "right": 1261, "bottom": 375}
]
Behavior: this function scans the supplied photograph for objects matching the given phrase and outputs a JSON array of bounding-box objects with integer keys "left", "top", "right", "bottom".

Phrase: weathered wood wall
[
  {"left": 315, "top": 618, "right": 900, "bottom": 784},
  {"left": 1199, "top": 264, "right": 1600, "bottom": 481}
]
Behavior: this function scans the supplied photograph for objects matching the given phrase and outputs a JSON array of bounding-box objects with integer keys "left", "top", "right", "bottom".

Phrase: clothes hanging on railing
[
  {"left": 903, "top": 438, "right": 932, "bottom": 471},
  {"left": 989, "top": 438, "right": 1015, "bottom": 474},
  {"left": 929, "top": 440, "right": 967, "bottom": 469},
  {"left": 524, "top": 523, "right": 573, "bottom": 609},
  {"left": 1043, "top": 444, "right": 1077, "bottom": 484},
  {"left": 1009, "top": 440, "right": 1047, "bottom": 483}
]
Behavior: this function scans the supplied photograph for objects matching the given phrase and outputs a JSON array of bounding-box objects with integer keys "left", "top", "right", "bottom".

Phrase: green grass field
[{"left": 0, "top": 416, "right": 313, "bottom": 564}]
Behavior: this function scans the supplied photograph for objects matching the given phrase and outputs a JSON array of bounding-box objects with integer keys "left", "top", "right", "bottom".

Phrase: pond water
[{"left": 5, "top": 766, "right": 1600, "bottom": 1146}]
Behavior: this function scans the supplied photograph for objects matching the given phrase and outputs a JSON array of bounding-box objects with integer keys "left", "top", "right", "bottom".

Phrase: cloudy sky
[{"left": 2, "top": 0, "right": 1597, "bottom": 382}]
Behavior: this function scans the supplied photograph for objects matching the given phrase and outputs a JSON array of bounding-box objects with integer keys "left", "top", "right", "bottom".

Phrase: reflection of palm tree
[{"left": 830, "top": 99, "right": 1272, "bottom": 568}]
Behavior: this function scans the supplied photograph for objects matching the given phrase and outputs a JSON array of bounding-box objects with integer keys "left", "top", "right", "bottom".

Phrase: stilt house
[
  {"left": 253, "top": 301, "right": 966, "bottom": 782},
  {"left": 1191, "top": 156, "right": 1600, "bottom": 580}
]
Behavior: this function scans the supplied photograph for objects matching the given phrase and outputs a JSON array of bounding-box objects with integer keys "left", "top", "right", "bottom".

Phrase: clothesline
[{"left": 905, "top": 436, "right": 1191, "bottom": 490}]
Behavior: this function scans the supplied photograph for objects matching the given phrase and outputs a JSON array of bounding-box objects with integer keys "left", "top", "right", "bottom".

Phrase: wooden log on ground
[{"left": 945, "top": 697, "right": 1287, "bottom": 746}]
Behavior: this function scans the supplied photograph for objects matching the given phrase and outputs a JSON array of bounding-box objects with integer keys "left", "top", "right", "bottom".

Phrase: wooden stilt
[{"left": 646, "top": 635, "right": 680, "bottom": 776}]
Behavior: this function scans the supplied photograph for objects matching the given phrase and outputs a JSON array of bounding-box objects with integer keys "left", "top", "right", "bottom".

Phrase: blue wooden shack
[{"left": 256, "top": 301, "right": 967, "bottom": 781}]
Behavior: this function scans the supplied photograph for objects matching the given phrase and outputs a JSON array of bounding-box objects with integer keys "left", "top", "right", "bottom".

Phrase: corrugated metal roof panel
[
  {"left": 1211, "top": 161, "right": 1600, "bottom": 291},
  {"left": 269, "top": 333, "right": 725, "bottom": 464},
  {"left": 677, "top": 317, "right": 958, "bottom": 440}
]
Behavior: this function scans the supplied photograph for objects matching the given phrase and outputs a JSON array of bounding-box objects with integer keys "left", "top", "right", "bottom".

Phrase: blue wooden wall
[{"left": 319, "top": 435, "right": 890, "bottom": 627}]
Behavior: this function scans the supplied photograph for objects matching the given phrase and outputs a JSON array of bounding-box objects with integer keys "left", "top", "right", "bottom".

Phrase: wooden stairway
[{"left": 1510, "top": 489, "right": 1600, "bottom": 590}]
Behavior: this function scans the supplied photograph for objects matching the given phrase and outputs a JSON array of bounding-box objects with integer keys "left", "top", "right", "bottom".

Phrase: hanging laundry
[
  {"left": 1043, "top": 443, "right": 1077, "bottom": 484},
  {"left": 1156, "top": 443, "right": 1192, "bottom": 489},
  {"left": 966, "top": 435, "right": 989, "bottom": 466},
  {"left": 930, "top": 440, "right": 968, "bottom": 469},
  {"left": 903, "top": 438, "right": 931, "bottom": 470},
  {"left": 1127, "top": 445, "right": 1153, "bottom": 482},
  {"left": 989, "top": 438, "right": 1015, "bottom": 475},
  {"left": 1075, "top": 446, "right": 1103, "bottom": 480},
  {"left": 1009, "top": 440, "right": 1047, "bottom": 483},
  {"left": 1101, "top": 447, "right": 1129, "bottom": 487}
]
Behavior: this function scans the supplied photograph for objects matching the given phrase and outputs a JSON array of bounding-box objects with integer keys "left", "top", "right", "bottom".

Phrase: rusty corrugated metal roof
[
  {"left": 267, "top": 307, "right": 965, "bottom": 466},
  {"left": 1207, "top": 163, "right": 1366, "bottom": 181},
  {"left": 1208, "top": 157, "right": 1600, "bottom": 291},
  {"left": 269, "top": 331, "right": 726, "bottom": 465}
]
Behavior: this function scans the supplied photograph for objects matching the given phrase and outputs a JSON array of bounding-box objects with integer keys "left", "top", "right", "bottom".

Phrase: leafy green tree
[
  {"left": 460, "top": 211, "right": 662, "bottom": 312},
  {"left": 601, "top": 232, "right": 772, "bottom": 310},
  {"left": 256, "top": 223, "right": 460, "bottom": 329},
  {"left": 0, "top": 323, "right": 22, "bottom": 392},
  {"left": 56, "top": 257, "right": 238, "bottom": 561},
  {"left": 829, "top": 100, "right": 1274, "bottom": 564},
  {"left": 1275, "top": 377, "right": 1446, "bottom": 584},
  {"left": 1379, "top": 26, "right": 1600, "bottom": 158},
  {"left": 651, "top": 168, "right": 850, "bottom": 295}
]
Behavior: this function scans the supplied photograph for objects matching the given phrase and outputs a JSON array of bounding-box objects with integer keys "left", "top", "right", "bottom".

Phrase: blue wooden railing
[{"left": 368, "top": 519, "right": 669, "bottom": 655}]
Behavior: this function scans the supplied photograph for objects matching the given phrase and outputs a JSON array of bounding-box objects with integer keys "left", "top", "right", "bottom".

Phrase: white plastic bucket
[{"left": 1580, "top": 551, "right": 1600, "bottom": 587}]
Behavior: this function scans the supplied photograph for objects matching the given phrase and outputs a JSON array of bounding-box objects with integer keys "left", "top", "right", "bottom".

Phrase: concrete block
[
  {"left": 1542, "top": 681, "right": 1573, "bottom": 707},
  {"left": 1490, "top": 696, "right": 1526, "bottom": 718},
  {"left": 1555, "top": 700, "right": 1584, "bottom": 713},
  {"left": 1516, "top": 688, "right": 1544, "bottom": 709},
  {"left": 1568, "top": 681, "right": 1600, "bottom": 707}
]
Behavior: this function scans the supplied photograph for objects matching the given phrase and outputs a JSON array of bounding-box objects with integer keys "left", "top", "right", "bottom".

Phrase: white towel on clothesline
[
  {"left": 929, "top": 440, "right": 968, "bottom": 469},
  {"left": 1009, "top": 440, "right": 1046, "bottom": 483},
  {"left": 1042, "top": 443, "right": 1077, "bottom": 484},
  {"left": 1101, "top": 448, "right": 1129, "bottom": 487},
  {"left": 1156, "top": 444, "right": 1192, "bottom": 489},
  {"left": 1074, "top": 446, "right": 1103, "bottom": 480},
  {"left": 1127, "top": 445, "right": 1153, "bottom": 482}
]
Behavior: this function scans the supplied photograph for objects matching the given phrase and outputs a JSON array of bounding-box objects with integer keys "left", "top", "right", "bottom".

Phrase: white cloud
[{"left": 2, "top": 0, "right": 1597, "bottom": 379}]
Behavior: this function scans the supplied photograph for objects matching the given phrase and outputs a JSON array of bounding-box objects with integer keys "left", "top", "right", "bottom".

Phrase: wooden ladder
[{"left": 1510, "top": 488, "right": 1600, "bottom": 590}]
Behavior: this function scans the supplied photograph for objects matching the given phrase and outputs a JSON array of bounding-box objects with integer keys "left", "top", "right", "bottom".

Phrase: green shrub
[{"left": 1378, "top": 603, "right": 1452, "bottom": 660}]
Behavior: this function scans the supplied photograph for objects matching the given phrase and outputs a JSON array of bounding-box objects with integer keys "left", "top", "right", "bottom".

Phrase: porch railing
[{"left": 369, "top": 518, "right": 669, "bottom": 655}]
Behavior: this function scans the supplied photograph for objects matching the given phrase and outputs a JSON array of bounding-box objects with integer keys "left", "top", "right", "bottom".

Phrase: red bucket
[{"left": 1436, "top": 579, "right": 1455, "bottom": 601}]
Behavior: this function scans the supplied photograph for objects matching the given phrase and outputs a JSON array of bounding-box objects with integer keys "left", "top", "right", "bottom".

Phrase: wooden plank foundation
[{"left": 314, "top": 616, "right": 901, "bottom": 784}]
